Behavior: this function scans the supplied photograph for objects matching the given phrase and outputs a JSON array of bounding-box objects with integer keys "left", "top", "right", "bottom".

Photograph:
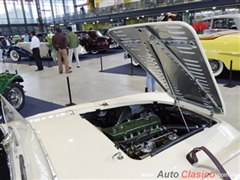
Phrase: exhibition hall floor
[{"left": 1, "top": 49, "right": 240, "bottom": 131}]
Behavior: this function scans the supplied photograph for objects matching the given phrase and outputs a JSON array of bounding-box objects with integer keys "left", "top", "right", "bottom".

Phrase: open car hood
[{"left": 109, "top": 22, "right": 225, "bottom": 114}]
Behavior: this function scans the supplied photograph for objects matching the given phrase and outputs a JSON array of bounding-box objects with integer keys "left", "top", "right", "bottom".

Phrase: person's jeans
[
  {"left": 0, "top": 49, "right": 2, "bottom": 59},
  {"left": 68, "top": 47, "right": 80, "bottom": 67},
  {"left": 146, "top": 72, "right": 156, "bottom": 92}
]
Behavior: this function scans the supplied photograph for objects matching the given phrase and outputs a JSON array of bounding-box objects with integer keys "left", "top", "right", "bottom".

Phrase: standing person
[
  {"left": 146, "top": 72, "right": 156, "bottom": 92},
  {"left": 0, "top": 41, "right": 3, "bottom": 60},
  {"left": 28, "top": 33, "right": 32, "bottom": 42},
  {"left": 23, "top": 32, "right": 29, "bottom": 42},
  {"left": 66, "top": 26, "right": 80, "bottom": 69},
  {"left": 52, "top": 27, "right": 71, "bottom": 74},
  {"left": 162, "top": 12, "right": 182, "bottom": 21},
  {"left": 30, "top": 31, "right": 44, "bottom": 71},
  {"left": 80, "top": 6, "right": 85, "bottom": 17}
]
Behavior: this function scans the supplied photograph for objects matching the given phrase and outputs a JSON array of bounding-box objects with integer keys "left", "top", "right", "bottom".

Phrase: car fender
[
  {"left": 0, "top": 71, "right": 24, "bottom": 94},
  {"left": 9, "top": 46, "right": 33, "bottom": 58}
]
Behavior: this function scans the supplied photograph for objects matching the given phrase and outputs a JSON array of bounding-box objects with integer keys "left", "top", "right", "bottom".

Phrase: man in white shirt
[{"left": 30, "top": 31, "right": 43, "bottom": 71}]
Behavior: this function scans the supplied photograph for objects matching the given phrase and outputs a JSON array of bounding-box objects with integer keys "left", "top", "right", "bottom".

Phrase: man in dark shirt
[
  {"left": 1, "top": 35, "right": 13, "bottom": 57},
  {"left": 52, "top": 27, "right": 71, "bottom": 74},
  {"left": 1, "top": 35, "right": 13, "bottom": 50}
]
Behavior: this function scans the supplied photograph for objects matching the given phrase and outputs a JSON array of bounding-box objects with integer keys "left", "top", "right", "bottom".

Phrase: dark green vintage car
[{"left": 0, "top": 70, "right": 25, "bottom": 111}]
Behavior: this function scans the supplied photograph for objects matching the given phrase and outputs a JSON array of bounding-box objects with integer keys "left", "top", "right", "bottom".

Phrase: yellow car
[{"left": 199, "top": 30, "right": 240, "bottom": 76}]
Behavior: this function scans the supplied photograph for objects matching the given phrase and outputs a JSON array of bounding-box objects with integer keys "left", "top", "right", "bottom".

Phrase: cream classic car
[
  {"left": 10, "top": 41, "right": 50, "bottom": 61},
  {"left": 0, "top": 22, "right": 239, "bottom": 180},
  {"left": 8, "top": 37, "right": 87, "bottom": 62}
]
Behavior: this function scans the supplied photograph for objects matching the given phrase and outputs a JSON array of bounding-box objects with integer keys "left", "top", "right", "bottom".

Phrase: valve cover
[{"left": 103, "top": 114, "right": 162, "bottom": 142}]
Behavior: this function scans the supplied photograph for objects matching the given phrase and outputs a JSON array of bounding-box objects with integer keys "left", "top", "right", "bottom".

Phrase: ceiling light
[
  {"left": 142, "top": 15, "right": 144, "bottom": 18},
  {"left": 186, "top": 10, "right": 189, "bottom": 12},
  {"left": 212, "top": 7, "right": 216, "bottom": 9},
  {"left": 110, "top": 19, "right": 113, "bottom": 21},
  {"left": 84, "top": 22, "right": 86, "bottom": 24},
  {"left": 126, "top": 17, "right": 129, "bottom": 20},
  {"left": 59, "top": 23, "right": 64, "bottom": 26},
  {"left": 97, "top": 21, "right": 99, "bottom": 23},
  {"left": 137, "top": 17, "right": 139, "bottom": 19}
]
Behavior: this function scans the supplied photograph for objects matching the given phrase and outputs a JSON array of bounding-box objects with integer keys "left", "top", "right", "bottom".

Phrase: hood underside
[{"left": 109, "top": 22, "right": 225, "bottom": 114}]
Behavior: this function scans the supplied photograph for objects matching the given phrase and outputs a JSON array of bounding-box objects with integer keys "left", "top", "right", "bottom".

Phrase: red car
[{"left": 75, "top": 30, "right": 118, "bottom": 54}]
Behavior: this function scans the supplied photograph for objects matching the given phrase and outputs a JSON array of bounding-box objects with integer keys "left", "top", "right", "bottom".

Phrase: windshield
[
  {"left": 96, "top": 31, "right": 103, "bottom": 37},
  {"left": 1, "top": 95, "right": 57, "bottom": 179}
]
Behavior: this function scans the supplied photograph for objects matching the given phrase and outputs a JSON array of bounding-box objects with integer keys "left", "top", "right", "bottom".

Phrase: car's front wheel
[
  {"left": 132, "top": 58, "right": 139, "bottom": 66},
  {"left": 91, "top": 50, "right": 99, "bottom": 54},
  {"left": 4, "top": 82, "right": 25, "bottom": 111},
  {"left": 209, "top": 59, "right": 224, "bottom": 77},
  {"left": 9, "top": 50, "right": 21, "bottom": 62}
]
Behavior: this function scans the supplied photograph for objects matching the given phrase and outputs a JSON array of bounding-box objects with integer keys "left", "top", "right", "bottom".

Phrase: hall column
[{"left": 35, "top": 0, "right": 44, "bottom": 32}]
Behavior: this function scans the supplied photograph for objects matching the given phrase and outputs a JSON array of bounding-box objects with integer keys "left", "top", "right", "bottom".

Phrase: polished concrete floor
[{"left": 1, "top": 49, "right": 240, "bottom": 131}]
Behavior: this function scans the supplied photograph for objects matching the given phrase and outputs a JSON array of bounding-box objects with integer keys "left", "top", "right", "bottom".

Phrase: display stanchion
[
  {"left": 65, "top": 76, "right": 76, "bottom": 107},
  {"left": 28, "top": 57, "right": 32, "bottom": 66},
  {"left": 99, "top": 55, "right": 104, "bottom": 72},
  {"left": 128, "top": 57, "right": 135, "bottom": 76},
  {"left": 15, "top": 70, "right": 18, "bottom": 74},
  {"left": 46, "top": 54, "right": 52, "bottom": 68},
  {"left": 145, "top": 87, "right": 148, "bottom": 92},
  {"left": 224, "top": 60, "right": 236, "bottom": 88}
]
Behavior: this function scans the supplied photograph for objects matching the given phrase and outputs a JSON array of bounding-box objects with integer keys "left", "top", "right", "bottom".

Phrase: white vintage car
[
  {"left": 202, "top": 14, "right": 240, "bottom": 34},
  {"left": 0, "top": 22, "right": 239, "bottom": 179}
]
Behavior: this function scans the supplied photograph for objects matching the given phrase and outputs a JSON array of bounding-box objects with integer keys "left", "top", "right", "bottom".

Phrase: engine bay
[{"left": 81, "top": 103, "right": 215, "bottom": 160}]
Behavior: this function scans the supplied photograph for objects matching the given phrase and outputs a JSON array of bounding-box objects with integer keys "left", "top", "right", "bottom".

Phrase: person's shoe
[
  {"left": 77, "top": 66, "right": 80, "bottom": 68},
  {"left": 35, "top": 69, "right": 43, "bottom": 71},
  {"left": 59, "top": 71, "right": 63, "bottom": 74},
  {"left": 66, "top": 71, "right": 72, "bottom": 74},
  {"left": 69, "top": 67, "right": 72, "bottom": 69}
]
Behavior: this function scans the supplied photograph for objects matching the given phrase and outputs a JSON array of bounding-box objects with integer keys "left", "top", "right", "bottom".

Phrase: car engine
[{"left": 82, "top": 104, "right": 211, "bottom": 160}]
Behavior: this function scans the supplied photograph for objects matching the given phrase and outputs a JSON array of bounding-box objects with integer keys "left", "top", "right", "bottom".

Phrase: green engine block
[{"left": 103, "top": 114, "right": 162, "bottom": 142}]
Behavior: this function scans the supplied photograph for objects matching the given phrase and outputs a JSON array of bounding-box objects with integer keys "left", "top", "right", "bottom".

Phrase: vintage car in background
[
  {"left": 7, "top": 41, "right": 50, "bottom": 61},
  {"left": 100, "top": 28, "right": 120, "bottom": 48},
  {"left": 75, "top": 30, "right": 118, "bottom": 54},
  {"left": 0, "top": 22, "right": 239, "bottom": 180},
  {"left": 0, "top": 70, "right": 25, "bottom": 110},
  {"left": 6, "top": 36, "right": 87, "bottom": 62},
  {"left": 202, "top": 14, "right": 240, "bottom": 34},
  {"left": 199, "top": 30, "right": 240, "bottom": 76}
]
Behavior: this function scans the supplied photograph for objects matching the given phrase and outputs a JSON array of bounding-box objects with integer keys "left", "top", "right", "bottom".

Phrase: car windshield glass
[
  {"left": 100, "top": 29, "right": 108, "bottom": 36},
  {"left": 96, "top": 31, "right": 103, "bottom": 37}
]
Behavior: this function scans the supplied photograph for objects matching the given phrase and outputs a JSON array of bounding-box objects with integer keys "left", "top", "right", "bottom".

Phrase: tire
[
  {"left": 4, "top": 82, "right": 25, "bottom": 111},
  {"left": 209, "top": 59, "right": 224, "bottom": 77},
  {"left": 132, "top": 58, "right": 139, "bottom": 66},
  {"left": 9, "top": 50, "right": 21, "bottom": 62},
  {"left": 91, "top": 50, "right": 99, "bottom": 54}
]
